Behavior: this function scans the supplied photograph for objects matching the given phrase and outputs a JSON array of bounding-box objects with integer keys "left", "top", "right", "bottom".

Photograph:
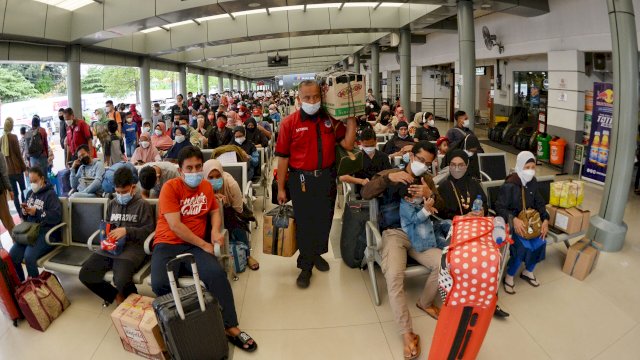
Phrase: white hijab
[{"left": 515, "top": 151, "right": 536, "bottom": 185}]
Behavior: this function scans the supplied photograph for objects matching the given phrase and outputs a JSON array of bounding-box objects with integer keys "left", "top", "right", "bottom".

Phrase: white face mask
[
  {"left": 238, "top": 111, "right": 244, "bottom": 116},
  {"left": 301, "top": 101, "right": 321, "bottom": 115},
  {"left": 30, "top": 182, "right": 41, "bottom": 193},
  {"left": 236, "top": 137, "right": 246, "bottom": 145},
  {"left": 520, "top": 169, "right": 536, "bottom": 184},
  {"left": 410, "top": 161, "right": 428, "bottom": 177},
  {"left": 175, "top": 135, "right": 186, "bottom": 143},
  {"left": 140, "top": 141, "right": 150, "bottom": 149},
  {"left": 143, "top": 127, "right": 151, "bottom": 133},
  {"left": 462, "top": 119, "right": 470, "bottom": 128},
  {"left": 427, "top": 120, "right": 435, "bottom": 127},
  {"left": 65, "top": 120, "right": 73, "bottom": 126},
  {"left": 154, "top": 129, "right": 163, "bottom": 136},
  {"left": 465, "top": 150, "right": 475, "bottom": 157},
  {"left": 360, "top": 146, "right": 376, "bottom": 155}
]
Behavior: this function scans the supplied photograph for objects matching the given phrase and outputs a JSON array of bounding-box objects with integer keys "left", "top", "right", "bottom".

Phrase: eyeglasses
[{"left": 450, "top": 164, "right": 468, "bottom": 170}]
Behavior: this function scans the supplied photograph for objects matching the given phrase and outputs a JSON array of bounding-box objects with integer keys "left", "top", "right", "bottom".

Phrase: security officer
[{"left": 275, "top": 80, "right": 356, "bottom": 289}]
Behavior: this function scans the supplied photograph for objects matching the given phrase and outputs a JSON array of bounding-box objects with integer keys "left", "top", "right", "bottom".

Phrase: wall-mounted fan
[{"left": 482, "top": 26, "right": 504, "bottom": 54}]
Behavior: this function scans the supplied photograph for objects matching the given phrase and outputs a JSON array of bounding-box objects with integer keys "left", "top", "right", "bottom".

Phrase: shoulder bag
[
  {"left": 517, "top": 187, "right": 542, "bottom": 240},
  {"left": 11, "top": 221, "right": 41, "bottom": 246}
]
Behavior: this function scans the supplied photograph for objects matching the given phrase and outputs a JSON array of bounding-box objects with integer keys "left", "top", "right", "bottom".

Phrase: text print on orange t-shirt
[{"left": 154, "top": 177, "right": 217, "bottom": 245}]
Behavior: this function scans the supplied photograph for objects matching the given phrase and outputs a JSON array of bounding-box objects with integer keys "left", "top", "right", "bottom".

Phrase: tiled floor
[{"left": 1, "top": 121, "right": 640, "bottom": 359}]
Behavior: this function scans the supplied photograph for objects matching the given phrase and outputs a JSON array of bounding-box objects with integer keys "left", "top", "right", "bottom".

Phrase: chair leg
[{"left": 368, "top": 260, "right": 381, "bottom": 306}]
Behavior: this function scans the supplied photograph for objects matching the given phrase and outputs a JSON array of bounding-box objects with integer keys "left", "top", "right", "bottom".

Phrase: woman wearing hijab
[
  {"left": 129, "top": 104, "right": 143, "bottom": 136},
  {"left": 496, "top": 151, "right": 549, "bottom": 295},
  {"left": 408, "top": 112, "right": 423, "bottom": 137},
  {"left": 244, "top": 118, "right": 268, "bottom": 148},
  {"left": 151, "top": 122, "right": 173, "bottom": 152},
  {"left": 162, "top": 126, "right": 192, "bottom": 161},
  {"left": 391, "top": 106, "right": 407, "bottom": 128},
  {"left": 232, "top": 126, "right": 260, "bottom": 181},
  {"left": 209, "top": 113, "right": 233, "bottom": 149},
  {"left": 202, "top": 159, "right": 259, "bottom": 270},
  {"left": 226, "top": 110, "right": 242, "bottom": 129},
  {"left": 130, "top": 133, "right": 161, "bottom": 165},
  {"left": 441, "top": 134, "right": 484, "bottom": 180},
  {"left": 437, "top": 150, "right": 488, "bottom": 220},
  {"left": 373, "top": 111, "right": 394, "bottom": 134},
  {"left": 1, "top": 117, "right": 27, "bottom": 215},
  {"left": 93, "top": 108, "right": 111, "bottom": 152}
]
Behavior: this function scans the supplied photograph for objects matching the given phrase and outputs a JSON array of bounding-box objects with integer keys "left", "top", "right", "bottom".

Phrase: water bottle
[
  {"left": 472, "top": 195, "right": 483, "bottom": 213},
  {"left": 493, "top": 216, "right": 506, "bottom": 245}
]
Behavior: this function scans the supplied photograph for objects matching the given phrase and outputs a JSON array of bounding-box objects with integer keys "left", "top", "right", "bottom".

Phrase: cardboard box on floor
[
  {"left": 111, "top": 294, "right": 167, "bottom": 360},
  {"left": 563, "top": 238, "right": 601, "bottom": 281},
  {"left": 317, "top": 71, "right": 366, "bottom": 120},
  {"left": 551, "top": 206, "right": 590, "bottom": 234}
]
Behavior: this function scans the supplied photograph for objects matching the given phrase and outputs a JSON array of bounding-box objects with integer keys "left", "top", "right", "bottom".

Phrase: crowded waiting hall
[{"left": 1, "top": 0, "right": 640, "bottom": 359}]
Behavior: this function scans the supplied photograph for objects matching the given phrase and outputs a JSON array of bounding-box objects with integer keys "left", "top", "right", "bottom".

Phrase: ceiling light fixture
[
  {"left": 232, "top": 8, "right": 267, "bottom": 16},
  {"left": 141, "top": 27, "right": 162, "bottom": 33},
  {"left": 163, "top": 20, "right": 194, "bottom": 29},
  {"left": 344, "top": 2, "right": 379, "bottom": 8},
  {"left": 248, "top": 3, "right": 261, "bottom": 8},
  {"left": 195, "top": 14, "right": 231, "bottom": 22},
  {"left": 269, "top": 5, "right": 304, "bottom": 12},
  {"left": 306, "top": 3, "right": 341, "bottom": 9}
]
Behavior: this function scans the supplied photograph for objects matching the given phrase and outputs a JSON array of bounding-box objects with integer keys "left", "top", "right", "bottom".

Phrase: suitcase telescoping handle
[{"left": 166, "top": 253, "right": 206, "bottom": 320}]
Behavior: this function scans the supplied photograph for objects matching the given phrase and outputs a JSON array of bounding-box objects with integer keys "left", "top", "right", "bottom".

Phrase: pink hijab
[
  {"left": 226, "top": 110, "right": 241, "bottom": 128},
  {"left": 151, "top": 122, "right": 173, "bottom": 151}
]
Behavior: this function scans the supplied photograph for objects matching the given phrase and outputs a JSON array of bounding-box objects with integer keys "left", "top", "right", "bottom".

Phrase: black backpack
[
  {"left": 340, "top": 200, "right": 370, "bottom": 268},
  {"left": 28, "top": 129, "right": 44, "bottom": 156}
]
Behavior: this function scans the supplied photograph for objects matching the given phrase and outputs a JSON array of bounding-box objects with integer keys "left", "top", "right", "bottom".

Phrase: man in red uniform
[
  {"left": 275, "top": 80, "right": 356, "bottom": 288},
  {"left": 63, "top": 107, "right": 94, "bottom": 163}
]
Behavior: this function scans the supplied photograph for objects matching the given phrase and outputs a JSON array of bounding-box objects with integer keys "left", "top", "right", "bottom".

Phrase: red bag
[
  {"left": 429, "top": 216, "right": 509, "bottom": 360},
  {"left": 0, "top": 247, "right": 22, "bottom": 326},
  {"left": 16, "top": 271, "right": 70, "bottom": 331}
]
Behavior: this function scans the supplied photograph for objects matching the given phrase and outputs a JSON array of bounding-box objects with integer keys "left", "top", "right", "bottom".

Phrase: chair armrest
[
  {"left": 86, "top": 229, "right": 102, "bottom": 251},
  {"left": 480, "top": 170, "right": 492, "bottom": 182},
  {"left": 144, "top": 231, "right": 156, "bottom": 255},
  {"left": 365, "top": 221, "right": 384, "bottom": 251},
  {"left": 45, "top": 223, "right": 68, "bottom": 246}
]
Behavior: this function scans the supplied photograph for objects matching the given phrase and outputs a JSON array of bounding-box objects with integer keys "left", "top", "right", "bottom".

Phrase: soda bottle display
[
  {"left": 597, "top": 130, "right": 609, "bottom": 167},
  {"left": 589, "top": 131, "right": 601, "bottom": 164}
]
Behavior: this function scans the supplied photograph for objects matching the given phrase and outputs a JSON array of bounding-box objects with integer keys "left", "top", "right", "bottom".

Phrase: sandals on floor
[
  {"left": 404, "top": 334, "right": 421, "bottom": 360},
  {"left": 520, "top": 273, "right": 540, "bottom": 287},
  {"left": 227, "top": 331, "right": 258, "bottom": 352},
  {"left": 416, "top": 303, "right": 440, "bottom": 320},
  {"left": 503, "top": 279, "right": 516, "bottom": 295}
]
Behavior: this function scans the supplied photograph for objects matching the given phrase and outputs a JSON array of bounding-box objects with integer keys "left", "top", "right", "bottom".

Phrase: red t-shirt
[
  {"left": 65, "top": 120, "right": 92, "bottom": 155},
  {"left": 154, "top": 177, "right": 218, "bottom": 246},
  {"left": 274, "top": 110, "right": 346, "bottom": 171}
]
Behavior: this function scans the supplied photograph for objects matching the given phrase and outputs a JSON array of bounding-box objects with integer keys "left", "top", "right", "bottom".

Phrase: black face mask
[
  {"left": 80, "top": 156, "right": 91, "bottom": 165},
  {"left": 59, "top": 115, "right": 64, "bottom": 121}
]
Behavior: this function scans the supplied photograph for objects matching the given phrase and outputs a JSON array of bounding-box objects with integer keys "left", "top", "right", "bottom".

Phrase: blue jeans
[
  {"left": 150, "top": 243, "right": 239, "bottom": 328},
  {"left": 8, "top": 174, "right": 25, "bottom": 215},
  {"left": 9, "top": 228, "right": 54, "bottom": 282},
  {"left": 29, "top": 156, "right": 48, "bottom": 173},
  {"left": 125, "top": 142, "right": 136, "bottom": 158}
]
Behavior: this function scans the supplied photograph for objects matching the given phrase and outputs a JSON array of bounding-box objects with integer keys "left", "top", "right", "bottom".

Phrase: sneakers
[
  {"left": 314, "top": 256, "right": 330, "bottom": 272},
  {"left": 296, "top": 269, "right": 312, "bottom": 289}
]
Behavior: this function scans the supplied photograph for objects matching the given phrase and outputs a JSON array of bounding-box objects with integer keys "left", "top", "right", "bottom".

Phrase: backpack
[
  {"left": 101, "top": 162, "right": 139, "bottom": 194},
  {"left": 28, "top": 129, "right": 44, "bottom": 156}
]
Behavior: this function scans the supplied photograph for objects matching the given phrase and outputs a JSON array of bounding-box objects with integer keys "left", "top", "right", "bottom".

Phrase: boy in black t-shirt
[{"left": 339, "top": 128, "right": 391, "bottom": 197}]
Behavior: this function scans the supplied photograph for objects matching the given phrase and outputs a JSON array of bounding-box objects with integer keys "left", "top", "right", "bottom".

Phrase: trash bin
[
  {"left": 549, "top": 137, "right": 567, "bottom": 166},
  {"left": 537, "top": 133, "right": 552, "bottom": 161}
]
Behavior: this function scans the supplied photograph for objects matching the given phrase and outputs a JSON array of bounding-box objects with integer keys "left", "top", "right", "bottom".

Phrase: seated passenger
[
  {"left": 339, "top": 128, "right": 391, "bottom": 196},
  {"left": 151, "top": 122, "right": 173, "bottom": 152},
  {"left": 103, "top": 120, "right": 125, "bottom": 166},
  {"left": 179, "top": 116, "right": 201, "bottom": 148},
  {"left": 150, "top": 147, "right": 257, "bottom": 352},
  {"left": 383, "top": 121, "right": 415, "bottom": 159},
  {"left": 79, "top": 167, "right": 155, "bottom": 305},
  {"left": 130, "top": 133, "right": 161, "bottom": 165},
  {"left": 251, "top": 108, "right": 272, "bottom": 140},
  {"left": 195, "top": 113, "right": 214, "bottom": 148},
  {"left": 437, "top": 150, "right": 488, "bottom": 220},
  {"left": 373, "top": 111, "right": 394, "bottom": 134},
  {"left": 441, "top": 134, "right": 484, "bottom": 181},
  {"left": 361, "top": 141, "right": 445, "bottom": 360},
  {"left": 244, "top": 118, "right": 268, "bottom": 148},
  {"left": 436, "top": 136, "right": 449, "bottom": 156},
  {"left": 70, "top": 145, "right": 105, "bottom": 198},
  {"left": 138, "top": 162, "right": 180, "bottom": 199},
  {"left": 163, "top": 126, "right": 191, "bottom": 161},
  {"left": 414, "top": 112, "right": 440, "bottom": 142},
  {"left": 10, "top": 167, "right": 62, "bottom": 281},
  {"left": 496, "top": 151, "right": 549, "bottom": 295},
  {"left": 209, "top": 113, "right": 233, "bottom": 149},
  {"left": 267, "top": 104, "right": 281, "bottom": 123},
  {"left": 232, "top": 126, "right": 259, "bottom": 181},
  {"left": 203, "top": 159, "right": 259, "bottom": 270}
]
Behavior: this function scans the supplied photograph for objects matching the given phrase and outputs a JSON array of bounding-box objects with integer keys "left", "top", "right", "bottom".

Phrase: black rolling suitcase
[
  {"left": 152, "top": 254, "right": 229, "bottom": 360},
  {"left": 340, "top": 200, "right": 370, "bottom": 268}
]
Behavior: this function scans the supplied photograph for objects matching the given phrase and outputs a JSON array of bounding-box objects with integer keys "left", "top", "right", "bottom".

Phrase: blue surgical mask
[
  {"left": 183, "top": 172, "right": 203, "bottom": 188},
  {"left": 402, "top": 153, "right": 410, "bottom": 164},
  {"left": 116, "top": 192, "right": 133, "bottom": 205},
  {"left": 301, "top": 101, "right": 321, "bottom": 115},
  {"left": 209, "top": 178, "right": 223, "bottom": 191}
]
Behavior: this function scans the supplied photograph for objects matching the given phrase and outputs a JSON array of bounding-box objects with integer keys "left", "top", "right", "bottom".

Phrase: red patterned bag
[
  {"left": 429, "top": 216, "right": 510, "bottom": 360},
  {"left": 16, "top": 271, "right": 70, "bottom": 332}
]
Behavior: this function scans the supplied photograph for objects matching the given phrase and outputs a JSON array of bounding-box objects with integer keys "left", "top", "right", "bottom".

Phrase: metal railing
[{"left": 421, "top": 97, "right": 450, "bottom": 121}]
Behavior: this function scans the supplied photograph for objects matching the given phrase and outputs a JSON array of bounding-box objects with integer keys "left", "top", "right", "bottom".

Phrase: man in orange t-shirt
[{"left": 150, "top": 146, "right": 257, "bottom": 353}]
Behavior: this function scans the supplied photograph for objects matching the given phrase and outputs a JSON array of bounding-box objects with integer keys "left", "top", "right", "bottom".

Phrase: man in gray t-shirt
[{"left": 136, "top": 161, "right": 180, "bottom": 199}]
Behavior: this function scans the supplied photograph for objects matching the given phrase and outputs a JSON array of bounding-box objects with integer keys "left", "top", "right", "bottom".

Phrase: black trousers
[
  {"left": 288, "top": 168, "right": 337, "bottom": 270},
  {"left": 79, "top": 253, "right": 139, "bottom": 303}
]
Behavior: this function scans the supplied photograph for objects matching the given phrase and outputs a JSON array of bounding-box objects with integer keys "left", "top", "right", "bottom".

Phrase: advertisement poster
[{"left": 582, "top": 83, "right": 613, "bottom": 185}]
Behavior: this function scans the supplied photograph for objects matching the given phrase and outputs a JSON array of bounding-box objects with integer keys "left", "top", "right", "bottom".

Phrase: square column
[{"left": 410, "top": 66, "right": 423, "bottom": 113}]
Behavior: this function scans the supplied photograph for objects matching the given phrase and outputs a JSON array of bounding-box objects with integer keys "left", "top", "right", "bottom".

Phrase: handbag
[
  {"left": 11, "top": 221, "right": 41, "bottom": 246},
  {"left": 517, "top": 187, "right": 542, "bottom": 240},
  {"left": 335, "top": 145, "right": 363, "bottom": 177},
  {"left": 15, "top": 271, "right": 70, "bottom": 331},
  {"left": 99, "top": 221, "right": 125, "bottom": 256}
]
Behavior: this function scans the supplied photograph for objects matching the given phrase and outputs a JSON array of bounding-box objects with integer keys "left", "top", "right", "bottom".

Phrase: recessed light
[
  {"left": 481, "top": 2, "right": 492, "bottom": 8},
  {"left": 248, "top": 3, "right": 261, "bottom": 7}
]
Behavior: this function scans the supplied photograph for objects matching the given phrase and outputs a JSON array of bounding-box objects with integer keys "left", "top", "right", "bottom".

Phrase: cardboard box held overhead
[{"left": 317, "top": 71, "right": 366, "bottom": 120}]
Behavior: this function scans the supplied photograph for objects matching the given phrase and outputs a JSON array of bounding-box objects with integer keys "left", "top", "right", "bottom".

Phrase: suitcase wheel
[{"left": 13, "top": 319, "right": 17, "bottom": 327}]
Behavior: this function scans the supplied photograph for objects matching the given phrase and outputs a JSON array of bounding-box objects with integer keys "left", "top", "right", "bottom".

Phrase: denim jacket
[{"left": 400, "top": 198, "right": 451, "bottom": 252}]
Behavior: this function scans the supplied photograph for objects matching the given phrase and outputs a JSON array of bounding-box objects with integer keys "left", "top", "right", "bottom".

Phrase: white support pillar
[
  {"left": 178, "top": 64, "right": 187, "bottom": 97},
  {"left": 203, "top": 72, "right": 209, "bottom": 96},
  {"left": 410, "top": 66, "right": 423, "bottom": 113},
  {"left": 218, "top": 74, "right": 224, "bottom": 93},
  {"left": 67, "top": 45, "right": 82, "bottom": 114},
  {"left": 139, "top": 56, "right": 151, "bottom": 120}
]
